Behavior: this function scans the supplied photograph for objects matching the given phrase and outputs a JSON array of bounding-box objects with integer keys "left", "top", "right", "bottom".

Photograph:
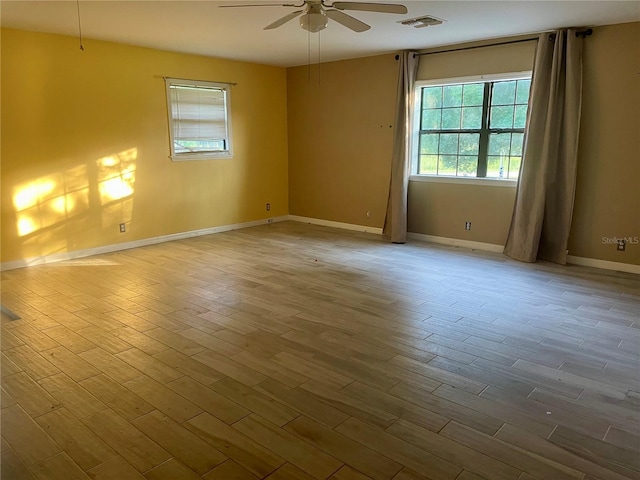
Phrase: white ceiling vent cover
[{"left": 398, "top": 15, "right": 444, "bottom": 28}]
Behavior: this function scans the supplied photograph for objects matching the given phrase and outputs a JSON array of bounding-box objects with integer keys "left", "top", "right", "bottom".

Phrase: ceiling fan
[{"left": 220, "top": 1, "right": 408, "bottom": 33}]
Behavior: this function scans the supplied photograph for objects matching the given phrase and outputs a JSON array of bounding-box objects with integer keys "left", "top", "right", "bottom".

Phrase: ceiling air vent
[{"left": 398, "top": 15, "right": 444, "bottom": 28}]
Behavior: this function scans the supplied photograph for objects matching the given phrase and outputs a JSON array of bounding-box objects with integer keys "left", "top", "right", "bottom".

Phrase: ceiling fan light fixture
[
  {"left": 300, "top": 5, "right": 328, "bottom": 32},
  {"left": 222, "top": 0, "right": 408, "bottom": 33}
]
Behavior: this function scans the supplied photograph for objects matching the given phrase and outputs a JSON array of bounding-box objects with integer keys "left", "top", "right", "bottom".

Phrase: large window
[
  {"left": 165, "top": 78, "right": 233, "bottom": 161},
  {"left": 414, "top": 74, "right": 531, "bottom": 180}
]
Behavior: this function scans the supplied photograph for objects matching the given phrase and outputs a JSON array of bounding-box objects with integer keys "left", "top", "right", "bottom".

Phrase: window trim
[
  {"left": 165, "top": 77, "right": 234, "bottom": 162},
  {"left": 411, "top": 71, "right": 532, "bottom": 181},
  {"left": 409, "top": 174, "right": 517, "bottom": 187}
]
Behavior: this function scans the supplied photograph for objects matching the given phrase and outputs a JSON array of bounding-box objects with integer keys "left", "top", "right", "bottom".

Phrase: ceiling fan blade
[
  {"left": 325, "top": 9, "right": 370, "bottom": 32},
  {"left": 264, "top": 10, "right": 304, "bottom": 29},
  {"left": 331, "top": 2, "right": 407, "bottom": 14},
  {"left": 219, "top": 3, "right": 302, "bottom": 7}
]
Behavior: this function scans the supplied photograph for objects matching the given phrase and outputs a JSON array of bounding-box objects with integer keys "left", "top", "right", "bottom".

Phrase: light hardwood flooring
[{"left": 1, "top": 221, "right": 639, "bottom": 480}]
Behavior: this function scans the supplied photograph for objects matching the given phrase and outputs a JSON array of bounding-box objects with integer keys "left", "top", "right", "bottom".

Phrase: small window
[
  {"left": 165, "top": 78, "right": 233, "bottom": 161},
  {"left": 414, "top": 74, "right": 531, "bottom": 180}
]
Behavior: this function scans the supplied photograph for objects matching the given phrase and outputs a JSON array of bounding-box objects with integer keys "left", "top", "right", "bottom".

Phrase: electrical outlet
[
  {"left": 266, "top": 203, "right": 271, "bottom": 211},
  {"left": 119, "top": 223, "right": 126, "bottom": 233},
  {"left": 465, "top": 221, "right": 471, "bottom": 231},
  {"left": 617, "top": 239, "right": 626, "bottom": 251},
  {"left": 267, "top": 218, "right": 273, "bottom": 224},
  {"left": 366, "top": 210, "right": 371, "bottom": 219}
]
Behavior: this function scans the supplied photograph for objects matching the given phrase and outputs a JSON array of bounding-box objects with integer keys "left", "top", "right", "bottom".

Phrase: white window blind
[{"left": 165, "top": 78, "right": 233, "bottom": 160}]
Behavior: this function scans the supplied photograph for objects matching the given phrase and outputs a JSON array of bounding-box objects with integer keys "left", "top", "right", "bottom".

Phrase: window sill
[
  {"left": 170, "top": 152, "right": 233, "bottom": 162},
  {"left": 409, "top": 175, "right": 518, "bottom": 187}
]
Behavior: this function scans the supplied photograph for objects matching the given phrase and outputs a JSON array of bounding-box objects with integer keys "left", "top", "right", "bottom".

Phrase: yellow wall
[
  {"left": 408, "top": 182, "right": 516, "bottom": 245},
  {"left": 1, "top": 28, "right": 289, "bottom": 263},
  {"left": 409, "top": 25, "right": 640, "bottom": 265},
  {"left": 287, "top": 23, "right": 639, "bottom": 266},
  {"left": 569, "top": 22, "right": 640, "bottom": 265},
  {"left": 287, "top": 55, "right": 397, "bottom": 228},
  {"left": 286, "top": 42, "right": 536, "bottom": 240},
  {"left": 412, "top": 22, "right": 640, "bottom": 265}
]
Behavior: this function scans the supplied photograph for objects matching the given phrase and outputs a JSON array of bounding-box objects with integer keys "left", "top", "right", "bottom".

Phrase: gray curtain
[
  {"left": 384, "top": 51, "right": 419, "bottom": 243},
  {"left": 504, "top": 29, "right": 584, "bottom": 264}
]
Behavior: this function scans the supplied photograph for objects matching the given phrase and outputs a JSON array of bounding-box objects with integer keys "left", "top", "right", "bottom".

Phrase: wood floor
[{"left": 1, "top": 221, "right": 639, "bottom": 480}]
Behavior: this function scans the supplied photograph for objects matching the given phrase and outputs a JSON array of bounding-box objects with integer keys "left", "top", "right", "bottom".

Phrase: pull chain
[
  {"left": 77, "top": 0, "right": 85, "bottom": 51},
  {"left": 307, "top": 26, "right": 311, "bottom": 82}
]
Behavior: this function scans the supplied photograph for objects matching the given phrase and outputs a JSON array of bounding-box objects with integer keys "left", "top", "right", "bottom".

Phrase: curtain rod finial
[{"left": 576, "top": 28, "right": 593, "bottom": 38}]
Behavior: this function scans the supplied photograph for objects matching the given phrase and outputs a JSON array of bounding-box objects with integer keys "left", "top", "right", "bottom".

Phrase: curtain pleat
[
  {"left": 504, "top": 30, "right": 584, "bottom": 264},
  {"left": 384, "top": 51, "right": 419, "bottom": 244}
]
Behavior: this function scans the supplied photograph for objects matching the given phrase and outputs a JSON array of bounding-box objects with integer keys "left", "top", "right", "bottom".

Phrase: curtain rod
[
  {"left": 414, "top": 36, "right": 537, "bottom": 57},
  {"left": 161, "top": 76, "right": 237, "bottom": 86},
  {"left": 401, "top": 28, "right": 594, "bottom": 59}
]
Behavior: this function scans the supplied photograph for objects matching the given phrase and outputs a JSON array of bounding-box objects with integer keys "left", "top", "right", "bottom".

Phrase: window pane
[
  {"left": 515, "top": 79, "right": 531, "bottom": 104},
  {"left": 168, "top": 80, "right": 232, "bottom": 158},
  {"left": 461, "top": 107, "right": 482, "bottom": 129},
  {"left": 422, "top": 109, "right": 441, "bottom": 130},
  {"left": 414, "top": 76, "right": 531, "bottom": 179},
  {"left": 492, "top": 80, "right": 516, "bottom": 105},
  {"left": 423, "top": 87, "right": 442, "bottom": 109},
  {"left": 420, "top": 133, "right": 439, "bottom": 154},
  {"left": 175, "top": 140, "right": 225, "bottom": 153},
  {"left": 440, "top": 134, "right": 459, "bottom": 154},
  {"left": 442, "top": 108, "right": 461, "bottom": 129},
  {"left": 419, "top": 155, "right": 438, "bottom": 174},
  {"left": 490, "top": 106, "right": 514, "bottom": 128},
  {"left": 488, "top": 133, "right": 512, "bottom": 156},
  {"left": 511, "top": 133, "right": 524, "bottom": 156},
  {"left": 514, "top": 105, "right": 528, "bottom": 128},
  {"left": 438, "top": 155, "right": 457, "bottom": 175},
  {"left": 508, "top": 156, "right": 522, "bottom": 179},
  {"left": 171, "top": 86, "right": 227, "bottom": 144},
  {"left": 459, "top": 133, "right": 479, "bottom": 155},
  {"left": 443, "top": 85, "right": 463, "bottom": 108},
  {"left": 462, "top": 83, "right": 484, "bottom": 106},
  {"left": 457, "top": 156, "right": 477, "bottom": 176}
]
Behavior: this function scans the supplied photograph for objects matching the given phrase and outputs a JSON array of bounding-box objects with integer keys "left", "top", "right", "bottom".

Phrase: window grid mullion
[{"left": 476, "top": 82, "right": 492, "bottom": 178}]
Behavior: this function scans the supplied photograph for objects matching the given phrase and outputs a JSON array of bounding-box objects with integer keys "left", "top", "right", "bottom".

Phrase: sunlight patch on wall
[
  {"left": 97, "top": 149, "right": 137, "bottom": 204},
  {"left": 97, "top": 148, "right": 137, "bottom": 229},
  {"left": 11, "top": 147, "right": 138, "bottom": 260},
  {"left": 14, "top": 166, "right": 89, "bottom": 237}
]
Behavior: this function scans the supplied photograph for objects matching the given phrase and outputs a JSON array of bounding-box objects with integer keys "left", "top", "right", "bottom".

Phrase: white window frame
[
  {"left": 410, "top": 71, "right": 531, "bottom": 185},
  {"left": 165, "top": 78, "right": 233, "bottom": 161}
]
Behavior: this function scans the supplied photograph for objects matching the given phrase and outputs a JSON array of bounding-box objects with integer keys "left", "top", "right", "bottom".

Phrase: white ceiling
[{"left": 2, "top": 0, "right": 639, "bottom": 67}]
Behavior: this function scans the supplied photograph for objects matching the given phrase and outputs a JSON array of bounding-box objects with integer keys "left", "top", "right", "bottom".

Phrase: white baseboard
[
  {"left": 288, "top": 215, "right": 384, "bottom": 235},
  {"left": 407, "top": 232, "right": 639, "bottom": 274},
  {"left": 0, "top": 216, "right": 289, "bottom": 271},
  {"left": 566, "top": 255, "right": 640, "bottom": 275},
  {"left": 407, "top": 232, "right": 504, "bottom": 253},
  {"left": 4, "top": 215, "right": 638, "bottom": 276}
]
